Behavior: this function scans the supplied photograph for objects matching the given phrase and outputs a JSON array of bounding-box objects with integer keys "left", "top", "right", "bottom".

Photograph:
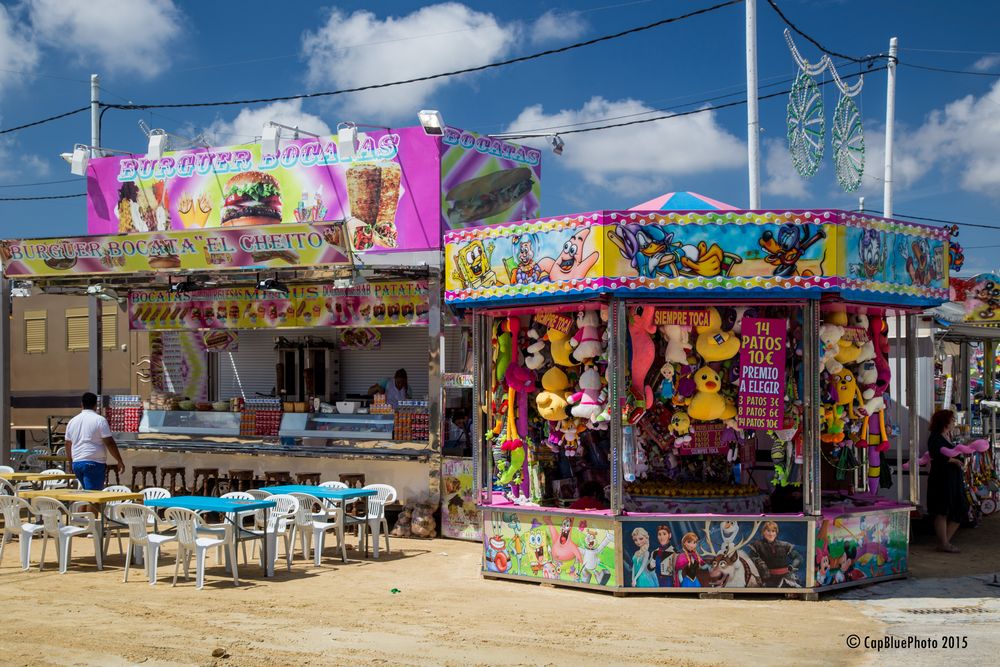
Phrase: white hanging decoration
[{"left": 784, "top": 29, "right": 865, "bottom": 191}]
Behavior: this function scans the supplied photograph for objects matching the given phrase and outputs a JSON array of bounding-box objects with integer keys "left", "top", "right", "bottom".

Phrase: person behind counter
[
  {"left": 65, "top": 392, "right": 126, "bottom": 490},
  {"left": 368, "top": 369, "right": 411, "bottom": 409}
]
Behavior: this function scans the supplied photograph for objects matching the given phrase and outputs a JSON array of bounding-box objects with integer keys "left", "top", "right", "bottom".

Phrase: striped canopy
[{"left": 629, "top": 191, "right": 738, "bottom": 211}]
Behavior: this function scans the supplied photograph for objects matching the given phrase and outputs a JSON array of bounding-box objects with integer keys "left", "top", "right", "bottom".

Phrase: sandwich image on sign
[
  {"left": 345, "top": 163, "right": 401, "bottom": 250},
  {"left": 445, "top": 167, "right": 534, "bottom": 226},
  {"left": 221, "top": 171, "right": 282, "bottom": 227}
]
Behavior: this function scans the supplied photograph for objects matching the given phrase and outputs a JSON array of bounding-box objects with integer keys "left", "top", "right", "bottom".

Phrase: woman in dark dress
[{"left": 926, "top": 409, "right": 968, "bottom": 553}]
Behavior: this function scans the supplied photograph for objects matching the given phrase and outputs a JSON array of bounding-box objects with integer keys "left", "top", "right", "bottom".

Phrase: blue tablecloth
[
  {"left": 258, "top": 485, "right": 377, "bottom": 500},
  {"left": 145, "top": 496, "right": 277, "bottom": 512}
]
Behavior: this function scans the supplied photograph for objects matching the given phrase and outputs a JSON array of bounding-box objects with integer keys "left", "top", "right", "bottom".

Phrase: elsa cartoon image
[{"left": 630, "top": 527, "right": 659, "bottom": 587}]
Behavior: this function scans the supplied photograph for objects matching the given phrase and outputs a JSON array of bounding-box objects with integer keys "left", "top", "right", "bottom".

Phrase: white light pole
[
  {"left": 746, "top": 0, "right": 761, "bottom": 209},
  {"left": 89, "top": 73, "right": 103, "bottom": 398},
  {"left": 883, "top": 38, "right": 898, "bottom": 218}
]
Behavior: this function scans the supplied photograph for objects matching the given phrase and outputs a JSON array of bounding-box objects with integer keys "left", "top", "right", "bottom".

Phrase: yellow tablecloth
[
  {"left": 0, "top": 472, "right": 78, "bottom": 483},
  {"left": 18, "top": 489, "right": 143, "bottom": 504}
]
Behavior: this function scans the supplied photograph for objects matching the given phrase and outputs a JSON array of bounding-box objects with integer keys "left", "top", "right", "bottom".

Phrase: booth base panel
[{"left": 480, "top": 506, "right": 910, "bottom": 597}]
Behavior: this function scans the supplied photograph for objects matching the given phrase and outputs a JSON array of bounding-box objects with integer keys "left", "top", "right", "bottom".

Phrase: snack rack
[
  {"left": 106, "top": 395, "right": 143, "bottom": 433},
  {"left": 241, "top": 398, "right": 283, "bottom": 437},
  {"left": 394, "top": 400, "right": 430, "bottom": 441}
]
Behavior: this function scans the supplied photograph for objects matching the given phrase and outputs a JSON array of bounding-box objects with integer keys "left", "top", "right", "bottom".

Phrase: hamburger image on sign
[{"left": 221, "top": 171, "right": 282, "bottom": 227}]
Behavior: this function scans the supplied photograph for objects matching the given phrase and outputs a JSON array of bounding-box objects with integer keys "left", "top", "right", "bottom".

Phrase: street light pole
[
  {"left": 746, "top": 0, "right": 761, "bottom": 209},
  {"left": 88, "top": 73, "right": 103, "bottom": 401}
]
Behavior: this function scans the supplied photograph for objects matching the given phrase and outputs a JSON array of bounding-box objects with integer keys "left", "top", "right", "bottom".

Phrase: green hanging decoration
[
  {"left": 786, "top": 71, "right": 826, "bottom": 178},
  {"left": 830, "top": 66, "right": 866, "bottom": 193}
]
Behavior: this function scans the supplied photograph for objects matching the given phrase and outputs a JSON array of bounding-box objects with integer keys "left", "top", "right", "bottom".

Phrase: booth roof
[{"left": 629, "top": 191, "right": 738, "bottom": 211}]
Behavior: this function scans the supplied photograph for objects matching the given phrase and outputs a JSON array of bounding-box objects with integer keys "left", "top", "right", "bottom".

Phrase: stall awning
[
  {"left": 443, "top": 209, "right": 952, "bottom": 308},
  {"left": 629, "top": 191, "right": 738, "bottom": 211}
]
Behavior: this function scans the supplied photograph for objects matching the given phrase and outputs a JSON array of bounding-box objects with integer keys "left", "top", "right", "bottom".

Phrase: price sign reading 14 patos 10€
[{"left": 736, "top": 317, "right": 787, "bottom": 431}]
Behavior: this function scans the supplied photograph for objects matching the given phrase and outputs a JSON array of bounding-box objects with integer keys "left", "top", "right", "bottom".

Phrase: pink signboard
[
  {"left": 85, "top": 128, "right": 442, "bottom": 252},
  {"left": 736, "top": 317, "right": 787, "bottom": 430}
]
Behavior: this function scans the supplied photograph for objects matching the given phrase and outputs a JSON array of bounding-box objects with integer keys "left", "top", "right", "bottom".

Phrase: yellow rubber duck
[
  {"left": 695, "top": 307, "right": 741, "bottom": 362},
  {"left": 688, "top": 366, "right": 736, "bottom": 421}
]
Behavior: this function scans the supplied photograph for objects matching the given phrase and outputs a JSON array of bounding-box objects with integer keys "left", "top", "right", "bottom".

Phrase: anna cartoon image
[{"left": 674, "top": 531, "right": 705, "bottom": 587}]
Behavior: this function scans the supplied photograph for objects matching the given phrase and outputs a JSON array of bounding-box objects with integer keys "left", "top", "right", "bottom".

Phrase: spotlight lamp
[
  {"left": 261, "top": 124, "right": 280, "bottom": 155},
  {"left": 257, "top": 277, "right": 289, "bottom": 294},
  {"left": 69, "top": 144, "right": 89, "bottom": 176},
  {"left": 147, "top": 129, "right": 168, "bottom": 160},
  {"left": 337, "top": 122, "right": 359, "bottom": 160},
  {"left": 550, "top": 135, "right": 565, "bottom": 156},
  {"left": 417, "top": 110, "right": 445, "bottom": 136}
]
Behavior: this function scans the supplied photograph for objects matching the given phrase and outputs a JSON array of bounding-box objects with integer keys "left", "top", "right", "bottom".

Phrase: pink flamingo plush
[{"left": 628, "top": 306, "right": 657, "bottom": 408}]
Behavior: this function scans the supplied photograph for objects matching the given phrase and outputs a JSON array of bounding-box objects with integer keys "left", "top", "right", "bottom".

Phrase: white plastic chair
[
  {"left": 205, "top": 492, "right": 254, "bottom": 565},
  {"left": 54, "top": 447, "right": 66, "bottom": 457},
  {"left": 40, "top": 468, "right": 70, "bottom": 490},
  {"left": 290, "top": 492, "right": 340, "bottom": 566},
  {"left": 32, "top": 497, "right": 102, "bottom": 573},
  {"left": 0, "top": 495, "right": 43, "bottom": 569},
  {"left": 98, "top": 485, "right": 134, "bottom": 556},
  {"left": 354, "top": 484, "right": 397, "bottom": 559},
  {"left": 0, "top": 479, "right": 17, "bottom": 496},
  {"left": 0, "top": 465, "right": 14, "bottom": 474},
  {"left": 114, "top": 504, "right": 175, "bottom": 585},
  {"left": 165, "top": 507, "right": 238, "bottom": 590},
  {"left": 245, "top": 489, "right": 272, "bottom": 500},
  {"left": 243, "top": 494, "right": 298, "bottom": 576},
  {"left": 24, "top": 448, "right": 48, "bottom": 472},
  {"left": 317, "top": 480, "right": 350, "bottom": 519},
  {"left": 141, "top": 487, "right": 171, "bottom": 501}
]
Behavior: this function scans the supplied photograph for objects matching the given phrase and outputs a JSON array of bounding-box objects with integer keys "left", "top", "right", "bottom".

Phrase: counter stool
[
  {"left": 192, "top": 468, "right": 220, "bottom": 496},
  {"left": 131, "top": 465, "right": 157, "bottom": 490},
  {"left": 263, "top": 471, "right": 291, "bottom": 486},
  {"left": 104, "top": 466, "right": 121, "bottom": 487},
  {"left": 160, "top": 466, "right": 187, "bottom": 495},
  {"left": 295, "top": 472, "right": 320, "bottom": 486},
  {"left": 227, "top": 470, "right": 254, "bottom": 492}
]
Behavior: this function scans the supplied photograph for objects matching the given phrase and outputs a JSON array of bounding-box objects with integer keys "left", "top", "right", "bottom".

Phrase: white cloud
[
  {"left": 27, "top": 0, "right": 182, "bottom": 78},
  {"left": 973, "top": 54, "right": 1000, "bottom": 72},
  {"left": 506, "top": 97, "right": 745, "bottom": 189},
  {"left": 761, "top": 137, "right": 810, "bottom": 198},
  {"left": 529, "top": 10, "right": 587, "bottom": 45},
  {"left": 0, "top": 137, "right": 50, "bottom": 182},
  {"left": 301, "top": 3, "right": 514, "bottom": 122},
  {"left": 0, "top": 5, "right": 39, "bottom": 93},
  {"left": 205, "top": 100, "right": 333, "bottom": 146}
]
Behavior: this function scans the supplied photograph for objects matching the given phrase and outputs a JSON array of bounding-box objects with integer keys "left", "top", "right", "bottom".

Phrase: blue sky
[{"left": 0, "top": 0, "right": 997, "bottom": 275}]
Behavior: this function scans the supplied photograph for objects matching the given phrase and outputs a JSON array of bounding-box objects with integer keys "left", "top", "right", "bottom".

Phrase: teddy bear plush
[
  {"left": 662, "top": 324, "right": 693, "bottom": 364},
  {"left": 524, "top": 325, "right": 548, "bottom": 370},
  {"left": 570, "top": 310, "right": 604, "bottom": 362},
  {"left": 567, "top": 366, "right": 607, "bottom": 424},
  {"left": 536, "top": 367, "right": 571, "bottom": 422}
]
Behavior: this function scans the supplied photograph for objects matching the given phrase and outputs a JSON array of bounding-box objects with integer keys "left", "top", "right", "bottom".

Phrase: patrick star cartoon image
[
  {"left": 537, "top": 228, "right": 600, "bottom": 281},
  {"left": 544, "top": 516, "right": 583, "bottom": 576}
]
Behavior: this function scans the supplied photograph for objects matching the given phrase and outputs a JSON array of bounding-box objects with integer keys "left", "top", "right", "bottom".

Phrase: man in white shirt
[{"left": 65, "top": 393, "right": 126, "bottom": 490}]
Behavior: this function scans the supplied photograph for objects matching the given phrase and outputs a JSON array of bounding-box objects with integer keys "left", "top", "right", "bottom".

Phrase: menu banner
[
  {"left": 0, "top": 222, "right": 347, "bottom": 278},
  {"left": 129, "top": 280, "right": 429, "bottom": 331},
  {"left": 736, "top": 317, "right": 787, "bottom": 430}
]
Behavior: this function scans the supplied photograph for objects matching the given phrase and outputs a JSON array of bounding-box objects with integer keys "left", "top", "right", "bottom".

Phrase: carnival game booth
[{"left": 444, "top": 209, "right": 951, "bottom": 595}]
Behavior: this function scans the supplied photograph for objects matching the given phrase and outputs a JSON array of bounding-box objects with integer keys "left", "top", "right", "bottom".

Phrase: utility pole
[
  {"left": 89, "top": 73, "right": 103, "bottom": 401},
  {"left": 746, "top": 0, "right": 761, "bottom": 209},
  {"left": 883, "top": 38, "right": 898, "bottom": 218}
]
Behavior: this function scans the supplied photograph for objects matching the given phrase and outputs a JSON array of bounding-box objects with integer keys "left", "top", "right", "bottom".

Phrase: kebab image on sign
[
  {"left": 346, "top": 163, "right": 401, "bottom": 250},
  {"left": 445, "top": 167, "right": 534, "bottom": 226}
]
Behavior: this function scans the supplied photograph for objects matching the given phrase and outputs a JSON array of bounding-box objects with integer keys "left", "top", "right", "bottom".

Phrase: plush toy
[
  {"left": 497, "top": 388, "right": 525, "bottom": 484},
  {"left": 662, "top": 324, "right": 693, "bottom": 364},
  {"left": 689, "top": 366, "right": 736, "bottom": 421},
  {"left": 672, "top": 362, "right": 697, "bottom": 407},
  {"left": 560, "top": 419, "right": 585, "bottom": 457},
  {"left": 567, "top": 366, "right": 606, "bottom": 423},
  {"left": 658, "top": 363, "right": 675, "bottom": 401},
  {"left": 570, "top": 310, "right": 604, "bottom": 362},
  {"left": 495, "top": 325, "right": 513, "bottom": 383},
  {"left": 826, "top": 309, "right": 862, "bottom": 365},
  {"left": 870, "top": 315, "right": 892, "bottom": 398},
  {"left": 628, "top": 306, "right": 657, "bottom": 408},
  {"left": 536, "top": 367, "right": 570, "bottom": 422},
  {"left": 524, "top": 325, "right": 547, "bottom": 370},
  {"left": 546, "top": 327, "right": 577, "bottom": 367},
  {"left": 695, "top": 307, "right": 741, "bottom": 362},
  {"left": 504, "top": 317, "right": 535, "bottom": 392},
  {"left": 818, "top": 321, "right": 845, "bottom": 374},
  {"left": 668, "top": 410, "right": 691, "bottom": 437},
  {"left": 821, "top": 404, "right": 846, "bottom": 443},
  {"left": 831, "top": 369, "right": 863, "bottom": 420}
]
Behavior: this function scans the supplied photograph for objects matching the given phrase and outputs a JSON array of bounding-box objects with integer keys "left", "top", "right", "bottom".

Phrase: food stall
[
  {"left": 0, "top": 126, "right": 541, "bottom": 515},
  {"left": 444, "top": 208, "right": 951, "bottom": 594}
]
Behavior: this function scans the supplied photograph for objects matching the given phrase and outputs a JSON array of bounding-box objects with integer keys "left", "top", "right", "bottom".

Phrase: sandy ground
[{"left": 0, "top": 514, "right": 997, "bottom": 666}]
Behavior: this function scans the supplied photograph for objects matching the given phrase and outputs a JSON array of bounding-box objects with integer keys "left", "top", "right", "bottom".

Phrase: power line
[
  {"left": 866, "top": 209, "right": 1000, "bottom": 232},
  {"left": 765, "top": 0, "right": 887, "bottom": 64},
  {"left": 103, "top": 0, "right": 743, "bottom": 111},
  {"left": 0, "top": 193, "right": 85, "bottom": 202},
  {"left": 0, "top": 106, "right": 89, "bottom": 136},
  {"left": 0, "top": 178, "right": 80, "bottom": 189},
  {"left": 899, "top": 62, "right": 1000, "bottom": 77}
]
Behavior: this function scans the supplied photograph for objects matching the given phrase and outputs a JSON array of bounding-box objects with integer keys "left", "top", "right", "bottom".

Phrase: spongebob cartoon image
[{"left": 452, "top": 239, "right": 498, "bottom": 289}]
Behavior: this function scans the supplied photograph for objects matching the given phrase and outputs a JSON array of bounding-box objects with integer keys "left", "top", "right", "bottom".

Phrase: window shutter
[
  {"left": 66, "top": 307, "right": 89, "bottom": 352},
  {"left": 24, "top": 310, "right": 46, "bottom": 354},
  {"left": 102, "top": 302, "right": 117, "bottom": 350}
]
